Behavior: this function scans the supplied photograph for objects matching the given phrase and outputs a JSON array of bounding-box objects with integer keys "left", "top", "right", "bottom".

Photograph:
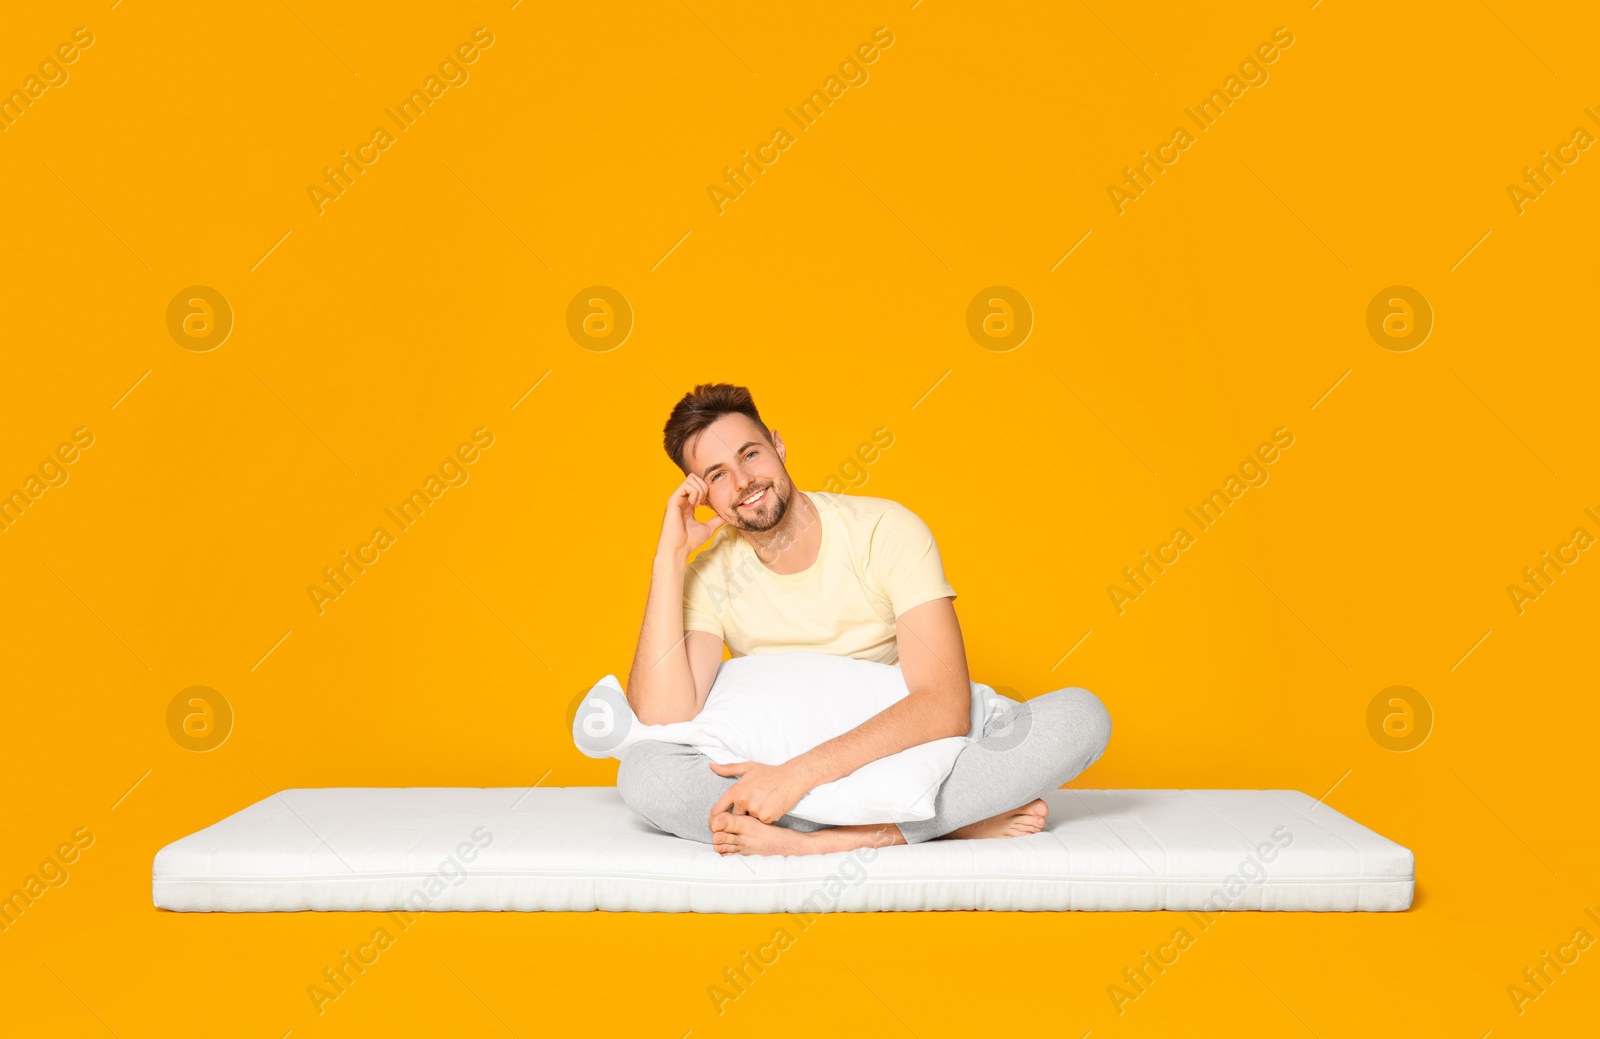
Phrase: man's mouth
[{"left": 738, "top": 488, "right": 767, "bottom": 509}]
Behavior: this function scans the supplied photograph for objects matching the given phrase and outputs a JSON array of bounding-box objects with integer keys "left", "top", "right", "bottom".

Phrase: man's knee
[
  {"left": 616, "top": 740, "right": 717, "bottom": 842},
  {"left": 1036, "top": 687, "right": 1112, "bottom": 768},
  {"left": 616, "top": 740, "right": 680, "bottom": 818}
]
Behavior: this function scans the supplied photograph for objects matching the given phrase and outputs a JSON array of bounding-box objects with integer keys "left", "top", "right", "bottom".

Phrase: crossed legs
[{"left": 615, "top": 686, "right": 1112, "bottom": 856}]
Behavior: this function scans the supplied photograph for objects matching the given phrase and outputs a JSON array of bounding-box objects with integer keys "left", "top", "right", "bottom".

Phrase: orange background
[{"left": 2, "top": 1, "right": 1596, "bottom": 1035}]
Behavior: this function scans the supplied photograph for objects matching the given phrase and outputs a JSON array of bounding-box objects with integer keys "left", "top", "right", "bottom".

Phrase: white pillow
[{"left": 573, "top": 651, "right": 1008, "bottom": 825}]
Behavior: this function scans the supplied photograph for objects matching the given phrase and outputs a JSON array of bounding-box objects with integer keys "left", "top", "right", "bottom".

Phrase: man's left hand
[{"left": 708, "top": 760, "right": 817, "bottom": 826}]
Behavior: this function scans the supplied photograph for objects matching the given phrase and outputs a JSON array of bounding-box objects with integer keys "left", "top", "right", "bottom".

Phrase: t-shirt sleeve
[
  {"left": 681, "top": 562, "right": 726, "bottom": 639},
  {"left": 868, "top": 504, "right": 957, "bottom": 619}
]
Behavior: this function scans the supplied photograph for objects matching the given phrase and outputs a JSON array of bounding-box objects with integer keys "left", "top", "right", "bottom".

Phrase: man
[{"left": 619, "top": 382, "right": 1111, "bottom": 856}]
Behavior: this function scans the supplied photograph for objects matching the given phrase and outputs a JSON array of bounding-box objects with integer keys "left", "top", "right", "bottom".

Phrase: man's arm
[
  {"left": 708, "top": 596, "right": 971, "bottom": 824},
  {"left": 626, "top": 475, "right": 727, "bottom": 725},
  {"left": 793, "top": 596, "right": 971, "bottom": 778}
]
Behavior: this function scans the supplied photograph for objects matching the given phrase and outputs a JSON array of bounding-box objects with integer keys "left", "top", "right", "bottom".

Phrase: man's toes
[
  {"left": 1010, "top": 807, "right": 1046, "bottom": 835},
  {"left": 714, "top": 817, "right": 758, "bottom": 852}
]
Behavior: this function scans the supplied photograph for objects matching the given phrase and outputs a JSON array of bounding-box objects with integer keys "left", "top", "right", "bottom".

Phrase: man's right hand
[{"left": 658, "top": 474, "right": 727, "bottom": 564}]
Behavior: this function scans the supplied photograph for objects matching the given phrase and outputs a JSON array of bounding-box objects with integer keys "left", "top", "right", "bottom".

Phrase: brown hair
[{"left": 663, "top": 382, "right": 772, "bottom": 474}]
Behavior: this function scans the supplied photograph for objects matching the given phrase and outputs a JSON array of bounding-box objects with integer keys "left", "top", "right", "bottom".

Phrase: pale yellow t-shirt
[{"left": 682, "top": 491, "right": 957, "bottom": 665}]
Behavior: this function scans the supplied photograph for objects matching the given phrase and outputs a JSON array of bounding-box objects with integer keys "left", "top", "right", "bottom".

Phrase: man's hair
[{"left": 663, "top": 382, "right": 773, "bottom": 475}]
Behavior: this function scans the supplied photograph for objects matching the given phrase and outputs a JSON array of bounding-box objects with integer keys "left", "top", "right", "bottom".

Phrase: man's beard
[{"left": 728, "top": 481, "right": 789, "bottom": 532}]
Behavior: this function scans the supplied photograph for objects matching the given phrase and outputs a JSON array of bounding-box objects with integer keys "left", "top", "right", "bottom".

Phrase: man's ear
[{"left": 771, "top": 430, "right": 785, "bottom": 462}]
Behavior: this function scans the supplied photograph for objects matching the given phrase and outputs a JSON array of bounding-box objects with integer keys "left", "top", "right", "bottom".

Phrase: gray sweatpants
[{"left": 615, "top": 686, "right": 1112, "bottom": 845}]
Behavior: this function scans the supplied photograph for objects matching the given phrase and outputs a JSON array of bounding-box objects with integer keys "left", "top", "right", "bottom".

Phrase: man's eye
[
  {"left": 746, "top": 450, "right": 758, "bottom": 459},
  {"left": 711, "top": 472, "right": 723, "bottom": 480}
]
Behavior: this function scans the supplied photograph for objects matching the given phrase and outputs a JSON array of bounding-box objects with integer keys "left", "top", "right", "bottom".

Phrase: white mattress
[{"left": 152, "top": 787, "right": 1414, "bottom": 913}]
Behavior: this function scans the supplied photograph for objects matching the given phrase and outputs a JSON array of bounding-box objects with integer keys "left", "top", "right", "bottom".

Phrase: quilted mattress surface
[{"left": 152, "top": 787, "right": 1414, "bottom": 913}]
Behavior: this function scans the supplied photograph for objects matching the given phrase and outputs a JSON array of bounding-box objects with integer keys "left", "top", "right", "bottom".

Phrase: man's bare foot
[
  {"left": 711, "top": 814, "right": 812, "bottom": 856},
  {"left": 710, "top": 813, "right": 907, "bottom": 857},
  {"left": 938, "top": 798, "right": 1049, "bottom": 841}
]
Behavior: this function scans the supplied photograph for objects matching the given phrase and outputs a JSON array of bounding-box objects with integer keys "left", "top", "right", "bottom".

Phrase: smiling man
[{"left": 618, "top": 382, "right": 1112, "bottom": 856}]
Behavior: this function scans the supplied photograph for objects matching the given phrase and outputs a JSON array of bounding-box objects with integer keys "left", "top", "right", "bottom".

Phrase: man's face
[{"left": 685, "top": 414, "right": 793, "bottom": 532}]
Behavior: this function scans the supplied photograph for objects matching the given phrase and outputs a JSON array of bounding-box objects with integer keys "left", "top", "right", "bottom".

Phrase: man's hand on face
[
  {"left": 708, "top": 759, "right": 817, "bottom": 827},
  {"left": 659, "top": 473, "right": 727, "bottom": 563}
]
